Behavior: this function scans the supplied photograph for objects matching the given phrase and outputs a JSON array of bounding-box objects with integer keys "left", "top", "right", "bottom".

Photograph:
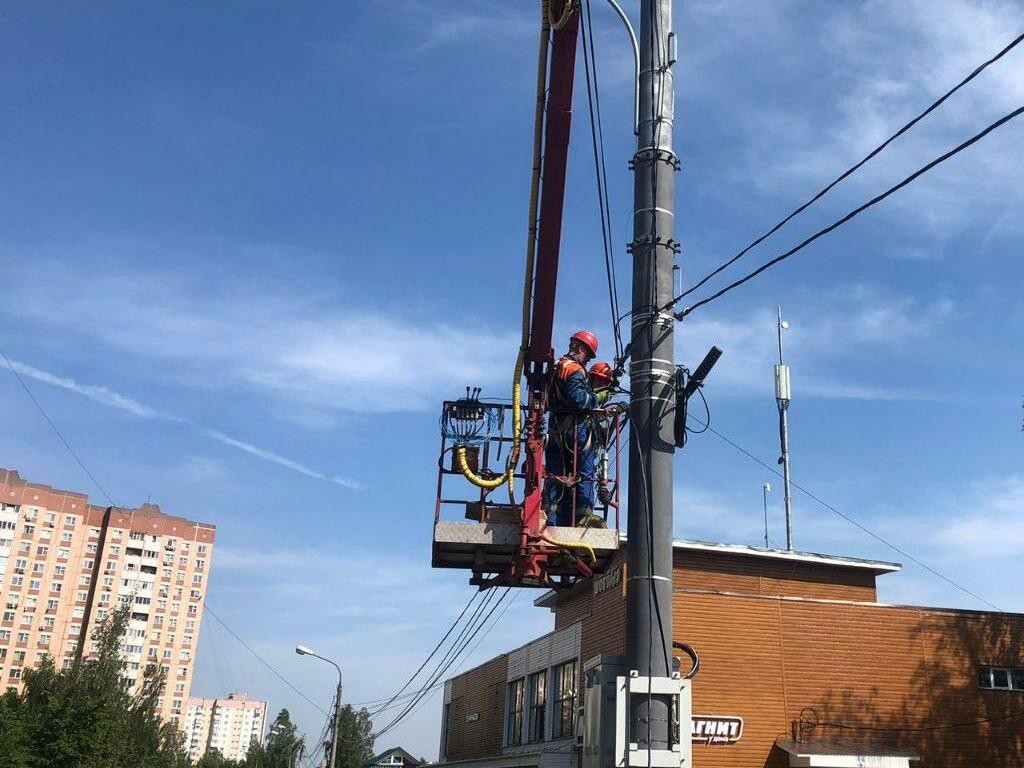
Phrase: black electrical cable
[
  {"left": 0, "top": 348, "right": 332, "bottom": 719},
  {"left": 355, "top": 592, "right": 520, "bottom": 712},
  {"left": 371, "top": 590, "right": 496, "bottom": 737},
  {"left": 672, "top": 640, "right": 699, "bottom": 680},
  {"left": 581, "top": 0, "right": 623, "bottom": 361},
  {"left": 672, "top": 30, "right": 1024, "bottom": 308},
  {"left": 369, "top": 589, "right": 480, "bottom": 716},
  {"left": 374, "top": 591, "right": 519, "bottom": 732},
  {"left": 677, "top": 104, "right": 1024, "bottom": 319},
  {"left": 373, "top": 588, "right": 501, "bottom": 735},
  {"left": 1, "top": 348, "right": 117, "bottom": 507},
  {"left": 203, "top": 602, "right": 329, "bottom": 716},
  {"left": 373, "top": 589, "right": 511, "bottom": 739},
  {"left": 684, "top": 413, "right": 1001, "bottom": 611},
  {"left": 613, "top": 385, "right": 999, "bottom": 612}
]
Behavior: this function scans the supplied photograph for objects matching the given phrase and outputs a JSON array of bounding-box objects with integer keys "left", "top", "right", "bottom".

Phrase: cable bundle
[{"left": 440, "top": 387, "right": 499, "bottom": 448}]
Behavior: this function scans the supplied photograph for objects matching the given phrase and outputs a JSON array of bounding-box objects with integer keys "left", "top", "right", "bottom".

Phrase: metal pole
[
  {"left": 329, "top": 677, "right": 342, "bottom": 768},
  {"left": 775, "top": 308, "right": 794, "bottom": 551},
  {"left": 762, "top": 483, "right": 770, "bottom": 549},
  {"left": 627, "top": 0, "right": 676, "bottom": 755}
]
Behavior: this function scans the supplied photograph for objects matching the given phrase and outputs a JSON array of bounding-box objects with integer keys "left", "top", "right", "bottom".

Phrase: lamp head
[{"left": 295, "top": 644, "right": 315, "bottom": 656}]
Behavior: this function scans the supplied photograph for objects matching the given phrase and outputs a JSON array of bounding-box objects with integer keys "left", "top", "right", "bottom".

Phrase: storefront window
[
  {"left": 553, "top": 659, "right": 577, "bottom": 739},
  {"left": 527, "top": 670, "right": 547, "bottom": 742},
  {"left": 506, "top": 678, "right": 524, "bottom": 746}
]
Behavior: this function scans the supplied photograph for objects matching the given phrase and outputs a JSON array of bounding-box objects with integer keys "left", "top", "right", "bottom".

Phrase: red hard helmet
[
  {"left": 570, "top": 330, "right": 598, "bottom": 357},
  {"left": 589, "top": 362, "right": 615, "bottom": 385}
]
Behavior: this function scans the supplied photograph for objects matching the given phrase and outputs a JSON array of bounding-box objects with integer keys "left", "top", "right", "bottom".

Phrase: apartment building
[
  {"left": 0, "top": 468, "right": 215, "bottom": 727},
  {"left": 185, "top": 692, "right": 267, "bottom": 762}
]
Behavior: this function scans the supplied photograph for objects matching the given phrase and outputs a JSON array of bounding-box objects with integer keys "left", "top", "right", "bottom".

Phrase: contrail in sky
[{"left": 3, "top": 357, "right": 363, "bottom": 491}]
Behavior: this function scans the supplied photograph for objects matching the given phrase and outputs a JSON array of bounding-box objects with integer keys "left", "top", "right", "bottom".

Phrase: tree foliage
[
  {"left": 0, "top": 604, "right": 312, "bottom": 768},
  {"left": 0, "top": 604, "right": 191, "bottom": 768},
  {"left": 332, "top": 704, "right": 375, "bottom": 768},
  {"left": 261, "top": 708, "right": 306, "bottom": 768}
]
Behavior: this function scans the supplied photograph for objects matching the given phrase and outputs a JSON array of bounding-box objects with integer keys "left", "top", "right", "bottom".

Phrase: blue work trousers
[{"left": 544, "top": 422, "right": 596, "bottom": 526}]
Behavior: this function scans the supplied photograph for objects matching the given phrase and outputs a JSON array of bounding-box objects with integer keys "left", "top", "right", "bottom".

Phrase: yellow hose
[
  {"left": 540, "top": 532, "right": 596, "bottom": 565},
  {"left": 458, "top": 0, "right": 569, "bottom": 493}
]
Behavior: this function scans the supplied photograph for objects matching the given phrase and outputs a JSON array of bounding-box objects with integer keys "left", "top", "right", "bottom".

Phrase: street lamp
[{"left": 296, "top": 645, "right": 343, "bottom": 768}]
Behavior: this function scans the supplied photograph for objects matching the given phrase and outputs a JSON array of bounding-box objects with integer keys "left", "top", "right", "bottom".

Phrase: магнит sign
[{"left": 691, "top": 715, "right": 743, "bottom": 745}]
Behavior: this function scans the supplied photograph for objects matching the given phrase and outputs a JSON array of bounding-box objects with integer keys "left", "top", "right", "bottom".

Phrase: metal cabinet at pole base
[{"left": 582, "top": 655, "right": 693, "bottom": 768}]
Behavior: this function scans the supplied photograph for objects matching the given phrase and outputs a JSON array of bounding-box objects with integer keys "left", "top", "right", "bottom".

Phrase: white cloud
[
  {"left": 397, "top": 0, "right": 535, "bottom": 54},
  {"left": 685, "top": 0, "right": 1024, "bottom": 242},
  {"left": 675, "top": 287, "right": 952, "bottom": 400},
  {"left": 1, "top": 259, "right": 517, "bottom": 416},
  {"left": 933, "top": 476, "right": 1024, "bottom": 559}
]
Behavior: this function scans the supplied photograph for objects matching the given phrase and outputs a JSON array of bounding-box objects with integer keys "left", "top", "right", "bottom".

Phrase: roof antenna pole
[
  {"left": 626, "top": 0, "right": 678, "bottom": 759},
  {"left": 775, "top": 307, "right": 794, "bottom": 551}
]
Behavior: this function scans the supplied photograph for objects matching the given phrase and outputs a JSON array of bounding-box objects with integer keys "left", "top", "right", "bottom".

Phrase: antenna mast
[{"left": 775, "top": 307, "right": 794, "bottom": 551}]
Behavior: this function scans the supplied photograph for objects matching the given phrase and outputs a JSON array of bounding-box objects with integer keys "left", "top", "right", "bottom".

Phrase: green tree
[
  {"left": 0, "top": 604, "right": 191, "bottom": 768},
  {"left": 332, "top": 705, "right": 374, "bottom": 768},
  {"left": 264, "top": 709, "right": 305, "bottom": 768},
  {"left": 196, "top": 748, "right": 246, "bottom": 768}
]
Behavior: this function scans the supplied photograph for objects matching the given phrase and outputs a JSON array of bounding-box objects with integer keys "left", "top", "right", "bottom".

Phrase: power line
[
  {"left": 368, "top": 590, "right": 479, "bottom": 716},
  {"left": 677, "top": 104, "right": 1024, "bottom": 319},
  {"left": 375, "top": 589, "right": 514, "bottom": 734},
  {"left": 1, "top": 348, "right": 116, "bottom": 507},
  {"left": 374, "top": 588, "right": 503, "bottom": 736},
  {"left": 581, "top": 0, "right": 623, "bottom": 360},
  {"left": 373, "top": 588, "right": 512, "bottom": 740},
  {"left": 685, "top": 412, "right": 1001, "bottom": 611},
  {"left": 199, "top": 606, "right": 327, "bottom": 720},
  {"left": 2, "top": 343, "right": 332, "bottom": 718},
  {"left": 671, "top": 31, "right": 1024, "bottom": 308},
  {"left": 365, "top": 591, "right": 521, "bottom": 724}
]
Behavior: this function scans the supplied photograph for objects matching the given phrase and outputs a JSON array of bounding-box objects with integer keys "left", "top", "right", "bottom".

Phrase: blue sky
[{"left": 2, "top": 0, "right": 1023, "bottom": 759}]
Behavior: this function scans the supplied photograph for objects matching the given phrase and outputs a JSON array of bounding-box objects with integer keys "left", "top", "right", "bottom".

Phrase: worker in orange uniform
[
  {"left": 544, "top": 330, "right": 603, "bottom": 527},
  {"left": 588, "top": 362, "right": 622, "bottom": 514}
]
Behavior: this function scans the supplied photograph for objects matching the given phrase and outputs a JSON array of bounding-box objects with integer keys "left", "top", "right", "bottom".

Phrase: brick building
[
  {"left": 0, "top": 469, "right": 215, "bottom": 727},
  {"left": 437, "top": 540, "right": 1024, "bottom": 768}
]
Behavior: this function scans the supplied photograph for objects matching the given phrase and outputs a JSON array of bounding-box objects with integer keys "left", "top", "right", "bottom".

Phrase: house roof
[
  {"left": 366, "top": 747, "right": 422, "bottom": 768},
  {"left": 533, "top": 538, "right": 901, "bottom": 608},
  {"left": 671, "top": 538, "right": 901, "bottom": 574}
]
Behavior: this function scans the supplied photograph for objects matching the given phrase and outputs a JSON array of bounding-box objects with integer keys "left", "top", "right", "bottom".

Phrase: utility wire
[
  {"left": 1, "top": 351, "right": 331, "bottom": 717},
  {"left": 672, "top": 31, "right": 1024, "bottom": 308},
  {"left": 677, "top": 104, "right": 1024, "bottom": 318},
  {"left": 369, "top": 590, "right": 479, "bottom": 716},
  {"left": 1, "top": 348, "right": 116, "bottom": 507},
  {"left": 372, "top": 589, "right": 498, "bottom": 736},
  {"left": 353, "top": 592, "right": 520, "bottom": 712},
  {"left": 581, "top": 0, "right": 623, "bottom": 360},
  {"left": 685, "top": 412, "right": 1001, "bottom": 611},
  {"left": 368, "top": 591, "right": 520, "bottom": 726},
  {"left": 376, "top": 588, "right": 506, "bottom": 734},
  {"left": 203, "top": 602, "right": 330, "bottom": 716},
  {"left": 373, "top": 588, "right": 511, "bottom": 740}
]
